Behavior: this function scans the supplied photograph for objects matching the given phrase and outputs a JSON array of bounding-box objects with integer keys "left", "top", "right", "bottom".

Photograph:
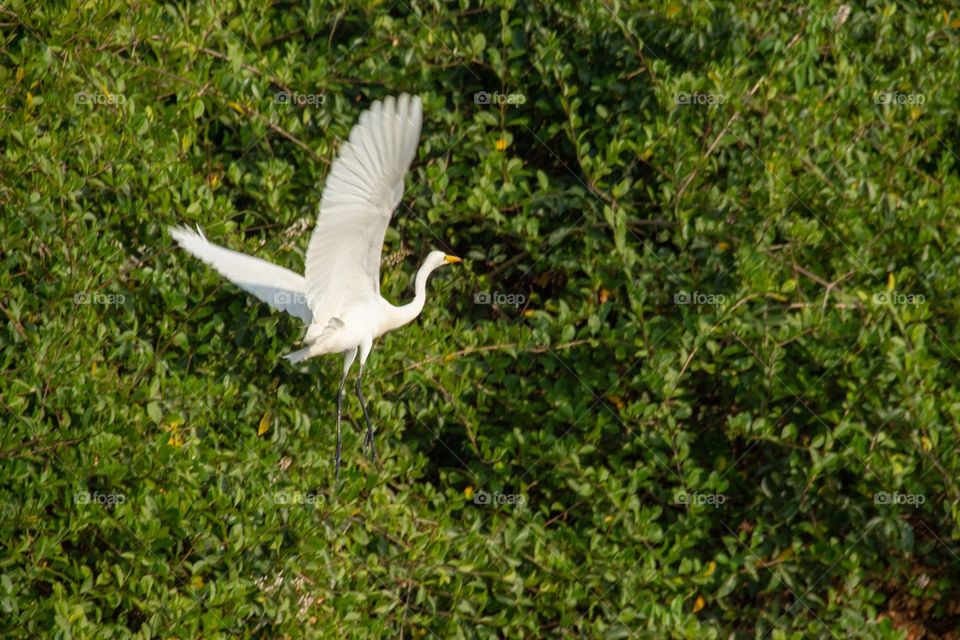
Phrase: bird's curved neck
[{"left": 379, "top": 259, "right": 440, "bottom": 335}]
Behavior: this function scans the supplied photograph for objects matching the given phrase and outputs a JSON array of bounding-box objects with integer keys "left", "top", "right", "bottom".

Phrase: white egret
[{"left": 169, "top": 94, "right": 461, "bottom": 481}]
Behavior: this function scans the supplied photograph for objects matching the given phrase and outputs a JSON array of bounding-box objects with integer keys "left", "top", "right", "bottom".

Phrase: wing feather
[
  {"left": 169, "top": 226, "right": 312, "bottom": 324},
  {"left": 304, "top": 94, "right": 423, "bottom": 326}
]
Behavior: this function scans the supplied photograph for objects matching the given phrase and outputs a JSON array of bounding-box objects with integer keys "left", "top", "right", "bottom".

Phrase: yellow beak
[{"left": 444, "top": 255, "right": 462, "bottom": 264}]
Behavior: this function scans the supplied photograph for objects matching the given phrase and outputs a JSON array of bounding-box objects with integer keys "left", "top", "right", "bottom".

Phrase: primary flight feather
[{"left": 170, "top": 94, "right": 461, "bottom": 481}]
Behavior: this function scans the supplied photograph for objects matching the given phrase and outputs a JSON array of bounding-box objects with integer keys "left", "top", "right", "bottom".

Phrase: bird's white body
[
  {"left": 169, "top": 94, "right": 460, "bottom": 480},
  {"left": 289, "top": 250, "right": 450, "bottom": 361}
]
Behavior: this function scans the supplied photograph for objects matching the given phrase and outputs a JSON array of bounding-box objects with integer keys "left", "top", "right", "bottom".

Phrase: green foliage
[{"left": 3, "top": 0, "right": 960, "bottom": 637}]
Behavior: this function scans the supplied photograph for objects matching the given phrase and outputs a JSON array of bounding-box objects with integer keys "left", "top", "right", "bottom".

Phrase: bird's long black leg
[
  {"left": 356, "top": 367, "right": 377, "bottom": 463},
  {"left": 335, "top": 374, "right": 347, "bottom": 483}
]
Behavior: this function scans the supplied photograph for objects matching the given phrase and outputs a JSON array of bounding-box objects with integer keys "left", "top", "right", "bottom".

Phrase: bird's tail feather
[
  {"left": 283, "top": 345, "right": 314, "bottom": 363},
  {"left": 284, "top": 317, "right": 344, "bottom": 363}
]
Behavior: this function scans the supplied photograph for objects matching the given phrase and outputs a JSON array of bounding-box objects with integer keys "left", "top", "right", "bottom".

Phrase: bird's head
[{"left": 425, "top": 250, "right": 462, "bottom": 271}]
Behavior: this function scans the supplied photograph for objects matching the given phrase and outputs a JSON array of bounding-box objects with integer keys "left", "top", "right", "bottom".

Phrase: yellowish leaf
[
  {"left": 607, "top": 394, "right": 625, "bottom": 410},
  {"left": 258, "top": 413, "right": 271, "bottom": 436},
  {"left": 166, "top": 418, "right": 185, "bottom": 447},
  {"left": 774, "top": 547, "right": 794, "bottom": 563},
  {"left": 693, "top": 595, "right": 705, "bottom": 612},
  {"left": 464, "top": 486, "right": 474, "bottom": 499},
  {"left": 704, "top": 561, "right": 716, "bottom": 576},
  {"left": 495, "top": 138, "right": 508, "bottom": 151}
]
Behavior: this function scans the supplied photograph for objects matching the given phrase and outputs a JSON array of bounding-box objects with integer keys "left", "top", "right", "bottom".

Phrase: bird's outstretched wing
[
  {"left": 304, "top": 94, "right": 423, "bottom": 325},
  {"left": 169, "top": 226, "right": 313, "bottom": 324}
]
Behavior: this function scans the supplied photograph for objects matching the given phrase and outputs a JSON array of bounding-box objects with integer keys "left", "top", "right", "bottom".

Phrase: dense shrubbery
[{"left": 3, "top": 1, "right": 960, "bottom": 637}]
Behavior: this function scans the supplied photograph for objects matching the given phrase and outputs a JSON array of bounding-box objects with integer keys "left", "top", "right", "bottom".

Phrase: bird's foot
[{"left": 362, "top": 427, "right": 378, "bottom": 463}]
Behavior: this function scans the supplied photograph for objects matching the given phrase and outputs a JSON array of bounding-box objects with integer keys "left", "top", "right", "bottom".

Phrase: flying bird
[{"left": 169, "top": 94, "right": 461, "bottom": 481}]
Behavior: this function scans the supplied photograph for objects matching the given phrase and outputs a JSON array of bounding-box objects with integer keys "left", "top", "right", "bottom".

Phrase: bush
[{"left": 2, "top": 1, "right": 960, "bottom": 637}]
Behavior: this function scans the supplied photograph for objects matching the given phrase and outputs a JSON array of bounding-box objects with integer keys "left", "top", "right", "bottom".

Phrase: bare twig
[{"left": 676, "top": 77, "right": 766, "bottom": 201}]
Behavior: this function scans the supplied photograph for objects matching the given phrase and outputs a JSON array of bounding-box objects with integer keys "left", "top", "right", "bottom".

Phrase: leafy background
[{"left": 3, "top": 0, "right": 960, "bottom": 637}]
